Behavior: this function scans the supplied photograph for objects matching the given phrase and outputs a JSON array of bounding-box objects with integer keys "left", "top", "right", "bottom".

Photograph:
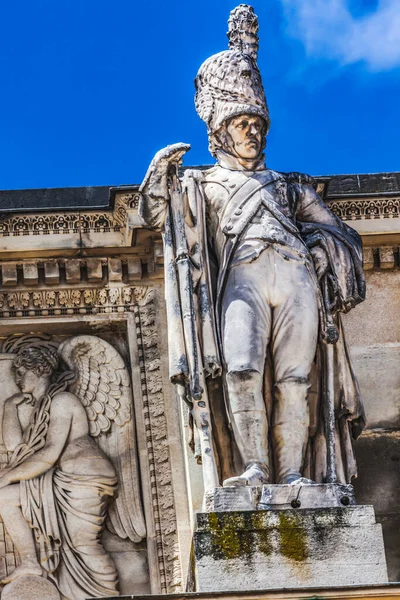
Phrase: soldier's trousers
[{"left": 221, "top": 244, "right": 319, "bottom": 482}]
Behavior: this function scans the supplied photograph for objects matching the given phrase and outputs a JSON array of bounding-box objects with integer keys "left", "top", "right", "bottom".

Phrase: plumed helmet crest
[
  {"left": 194, "top": 4, "right": 270, "bottom": 136},
  {"left": 227, "top": 4, "right": 259, "bottom": 61}
]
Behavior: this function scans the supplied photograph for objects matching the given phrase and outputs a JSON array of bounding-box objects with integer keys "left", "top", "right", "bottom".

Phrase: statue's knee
[
  {"left": 226, "top": 370, "right": 264, "bottom": 411},
  {"left": 274, "top": 378, "right": 310, "bottom": 400},
  {"left": 226, "top": 369, "right": 261, "bottom": 389}
]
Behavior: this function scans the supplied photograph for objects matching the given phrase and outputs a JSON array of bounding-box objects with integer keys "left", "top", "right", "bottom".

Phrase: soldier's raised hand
[
  {"left": 151, "top": 143, "right": 191, "bottom": 170},
  {"left": 140, "top": 143, "right": 191, "bottom": 196},
  {"left": 139, "top": 143, "right": 191, "bottom": 230}
]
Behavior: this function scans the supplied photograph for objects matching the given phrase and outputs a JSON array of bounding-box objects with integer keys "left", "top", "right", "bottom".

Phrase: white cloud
[{"left": 280, "top": 0, "right": 400, "bottom": 70}]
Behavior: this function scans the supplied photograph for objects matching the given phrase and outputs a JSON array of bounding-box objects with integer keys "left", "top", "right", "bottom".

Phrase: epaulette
[{"left": 283, "top": 172, "right": 315, "bottom": 185}]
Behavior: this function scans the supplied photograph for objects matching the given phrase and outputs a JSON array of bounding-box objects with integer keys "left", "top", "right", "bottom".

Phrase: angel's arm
[
  {"left": 2, "top": 394, "right": 26, "bottom": 451},
  {"left": 0, "top": 393, "right": 72, "bottom": 486}
]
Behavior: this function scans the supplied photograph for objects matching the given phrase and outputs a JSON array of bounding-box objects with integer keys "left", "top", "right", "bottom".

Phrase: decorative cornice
[
  {"left": 0, "top": 192, "right": 139, "bottom": 239},
  {"left": 1, "top": 191, "right": 399, "bottom": 248}
]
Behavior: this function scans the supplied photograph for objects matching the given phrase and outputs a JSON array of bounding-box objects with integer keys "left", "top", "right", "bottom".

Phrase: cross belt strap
[{"left": 219, "top": 170, "right": 280, "bottom": 230}]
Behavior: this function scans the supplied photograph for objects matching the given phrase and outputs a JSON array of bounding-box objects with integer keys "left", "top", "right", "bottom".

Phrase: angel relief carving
[{"left": 0, "top": 334, "right": 146, "bottom": 599}]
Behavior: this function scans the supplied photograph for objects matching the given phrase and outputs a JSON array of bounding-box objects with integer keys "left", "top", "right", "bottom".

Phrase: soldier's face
[{"left": 226, "top": 115, "right": 265, "bottom": 159}]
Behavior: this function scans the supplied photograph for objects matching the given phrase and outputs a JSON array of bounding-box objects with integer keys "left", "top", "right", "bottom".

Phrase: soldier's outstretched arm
[{"left": 139, "top": 143, "right": 191, "bottom": 232}]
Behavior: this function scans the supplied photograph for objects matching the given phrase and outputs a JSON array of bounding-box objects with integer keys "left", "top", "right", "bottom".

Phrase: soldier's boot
[
  {"left": 223, "top": 370, "right": 270, "bottom": 487},
  {"left": 272, "top": 381, "right": 312, "bottom": 485}
]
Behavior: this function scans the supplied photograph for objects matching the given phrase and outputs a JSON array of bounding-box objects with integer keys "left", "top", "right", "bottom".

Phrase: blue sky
[{"left": 0, "top": 0, "right": 399, "bottom": 190}]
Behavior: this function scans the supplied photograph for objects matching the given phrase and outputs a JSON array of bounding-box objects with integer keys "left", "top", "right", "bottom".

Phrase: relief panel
[{"left": 0, "top": 288, "right": 186, "bottom": 598}]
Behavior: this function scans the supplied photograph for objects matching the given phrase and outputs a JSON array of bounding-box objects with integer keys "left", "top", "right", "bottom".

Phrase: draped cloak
[{"left": 140, "top": 166, "right": 366, "bottom": 484}]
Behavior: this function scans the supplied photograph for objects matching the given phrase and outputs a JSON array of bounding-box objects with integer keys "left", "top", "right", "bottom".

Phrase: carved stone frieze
[
  {"left": 0, "top": 286, "right": 138, "bottom": 318},
  {"left": 0, "top": 188, "right": 399, "bottom": 244},
  {"left": 112, "top": 192, "right": 140, "bottom": 228},
  {"left": 0, "top": 213, "right": 81, "bottom": 237},
  {"left": 327, "top": 196, "right": 400, "bottom": 220}
]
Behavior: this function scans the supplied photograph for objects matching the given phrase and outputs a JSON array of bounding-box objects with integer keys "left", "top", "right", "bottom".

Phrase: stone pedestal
[
  {"left": 192, "top": 506, "right": 388, "bottom": 592},
  {"left": 205, "top": 483, "right": 356, "bottom": 512}
]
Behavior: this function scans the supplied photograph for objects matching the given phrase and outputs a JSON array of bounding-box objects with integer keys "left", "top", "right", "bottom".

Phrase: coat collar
[{"left": 216, "top": 150, "right": 266, "bottom": 172}]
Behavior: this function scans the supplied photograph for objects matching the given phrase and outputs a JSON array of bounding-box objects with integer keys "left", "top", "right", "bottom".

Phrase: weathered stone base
[
  {"left": 205, "top": 483, "right": 356, "bottom": 512},
  {"left": 259, "top": 482, "right": 356, "bottom": 509},
  {"left": 192, "top": 506, "right": 388, "bottom": 592}
]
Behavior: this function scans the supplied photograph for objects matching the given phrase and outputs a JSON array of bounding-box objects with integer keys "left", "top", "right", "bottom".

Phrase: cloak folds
[
  {"left": 160, "top": 169, "right": 366, "bottom": 484},
  {"left": 21, "top": 469, "right": 119, "bottom": 600}
]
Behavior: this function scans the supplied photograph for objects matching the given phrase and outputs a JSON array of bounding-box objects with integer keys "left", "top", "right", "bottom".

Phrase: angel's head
[{"left": 13, "top": 344, "right": 59, "bottom": 396}]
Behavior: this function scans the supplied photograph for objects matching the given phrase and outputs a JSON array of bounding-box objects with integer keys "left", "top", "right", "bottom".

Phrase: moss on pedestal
[
  {"left": 199, "top": 511, "right": 309, "bottom": 563},
  {"left": 207, "top": 513, "right": 251, "bottom": 560},
  {"left": 277, "top": 512, "right": 308, "bottom": 562},
  {"left": 205, "top": 512, "right": 274, "bottom": 561}
]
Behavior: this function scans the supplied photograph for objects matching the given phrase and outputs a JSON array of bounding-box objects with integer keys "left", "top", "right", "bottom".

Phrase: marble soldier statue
[
  {"left": 139, "top": 5, "right": 366, "bottom": 490},
  {"left": 0, "top": 335, "right": 145, "bottom": 599}
]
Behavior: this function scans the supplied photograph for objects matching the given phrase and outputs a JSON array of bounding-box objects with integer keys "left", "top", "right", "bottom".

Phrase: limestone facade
[{"left": 0, "top": 171, "right": 399, "bottom": 596}]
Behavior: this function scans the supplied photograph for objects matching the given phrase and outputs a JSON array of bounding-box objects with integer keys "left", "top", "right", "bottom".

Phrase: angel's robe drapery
[
  {"left": 21, "top": 468, "right": 119, "bottom": 600},
  {"left": 142, "top": 168, "right": 366, "bottom": 484},
  {"left": 7, "top": 377, "right": 120, "bottom": 599}
]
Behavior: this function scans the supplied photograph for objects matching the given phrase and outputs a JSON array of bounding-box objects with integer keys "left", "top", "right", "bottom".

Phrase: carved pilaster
[{"left": 133, "top": 287, "right": 182, "bottom": 593}]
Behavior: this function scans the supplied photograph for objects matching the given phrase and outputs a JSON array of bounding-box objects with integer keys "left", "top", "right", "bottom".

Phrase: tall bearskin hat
[{"left": 194, "top": 4, "right": 270, "bottom": 135}]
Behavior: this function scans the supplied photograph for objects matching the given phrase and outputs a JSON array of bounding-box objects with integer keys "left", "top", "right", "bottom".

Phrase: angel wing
[{"left": 58, "top": 334, "right": 146, "bottom": 543}]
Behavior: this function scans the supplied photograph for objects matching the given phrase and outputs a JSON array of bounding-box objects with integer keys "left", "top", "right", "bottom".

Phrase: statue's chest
[{"left": 203, "top": 176, "right": 295, "bottom": 221}]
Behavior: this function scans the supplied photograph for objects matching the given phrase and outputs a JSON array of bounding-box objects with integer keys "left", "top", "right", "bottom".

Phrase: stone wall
[{"left": 343, "top": 269, "right": 400, "bottom": 581}]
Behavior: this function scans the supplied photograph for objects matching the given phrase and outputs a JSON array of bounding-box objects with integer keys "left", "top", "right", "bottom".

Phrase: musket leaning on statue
[
  {"left": 140, "top": 144, "right": 221, "bottom": 492},
  {"left": 139, "top": 4, "right": 366, "bottom": 497}
]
